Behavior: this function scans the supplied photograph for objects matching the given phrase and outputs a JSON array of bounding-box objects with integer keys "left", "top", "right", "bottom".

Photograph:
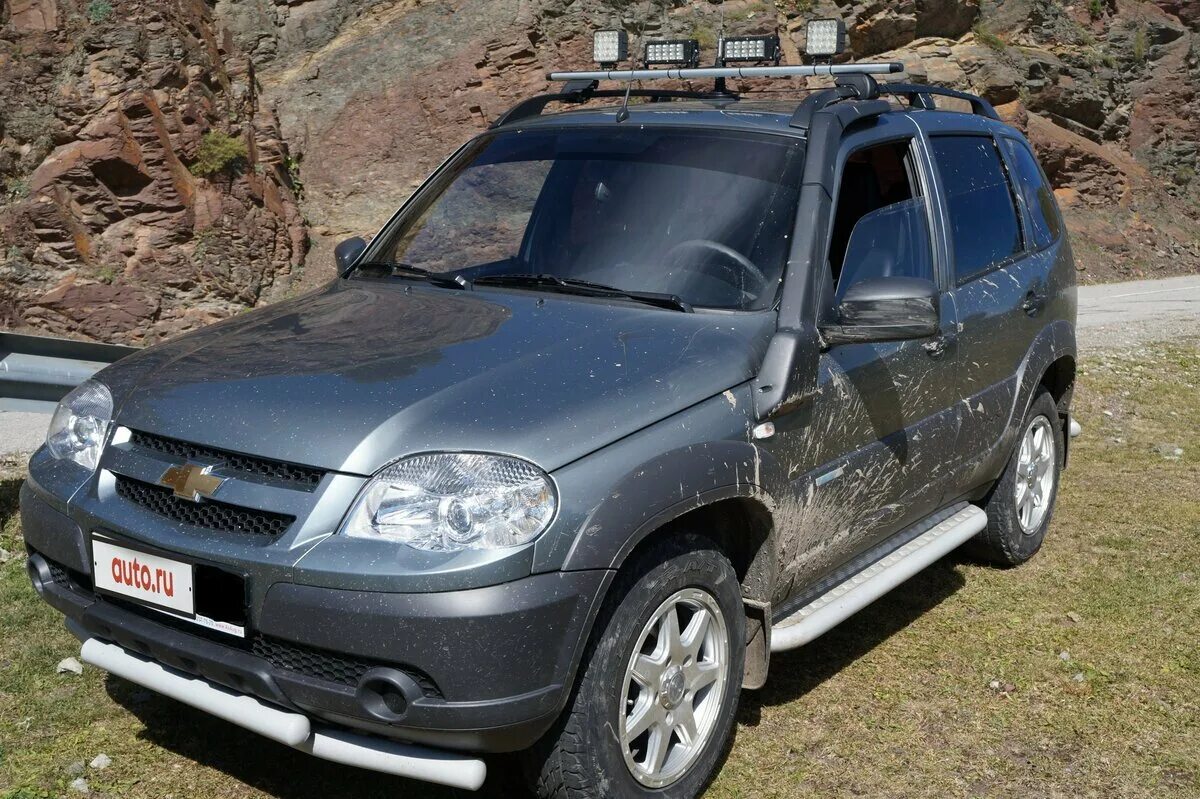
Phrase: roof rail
[
  {"left": 546, "top": 62, "right": 903, "bottom": 83},
  {"left": 880, "top": 83, "right": 1000, "bottom": 120},
  {"left": 490, "top": 83, "right": 738, "bottom": 129},
  {"left": 789, "top": 73, "right": 885, "bottom": 129}
]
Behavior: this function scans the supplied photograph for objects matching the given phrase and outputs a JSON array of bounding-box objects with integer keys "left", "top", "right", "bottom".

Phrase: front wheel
[
  {"left": 969, "top": 387, "right": 1064, "bottom": 566},
  {"left": 525, "top": 535, "right": 744, "bottom": 799}
]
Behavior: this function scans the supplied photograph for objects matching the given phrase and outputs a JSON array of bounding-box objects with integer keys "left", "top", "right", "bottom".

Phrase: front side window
[
  {"left": 930, "top": 135, "right": 1022, "bottom": 282},
  {"left": 829, "top": 139, "right": 934, "bottom": 298},
  {"left": 1002, "top": 137, "right": 1062, "bottom": 251},
  {"left": 360, "top": 128, "right": 805, "bottom": 310}
]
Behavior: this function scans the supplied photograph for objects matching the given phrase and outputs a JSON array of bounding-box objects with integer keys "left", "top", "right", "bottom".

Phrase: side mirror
[
  {"left": 821, "top": 276, "right": 939, "bottom": 345},
  {"left": 334, "top": 236, "right": 367, "bottom": 274}
]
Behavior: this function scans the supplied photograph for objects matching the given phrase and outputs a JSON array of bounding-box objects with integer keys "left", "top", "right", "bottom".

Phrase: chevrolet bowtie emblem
[{"left": 159, "top": 463, "right": 226, "bottom": 502}]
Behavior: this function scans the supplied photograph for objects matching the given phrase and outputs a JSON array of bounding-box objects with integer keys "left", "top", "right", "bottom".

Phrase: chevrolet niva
[{"left": 23, "top": 25, "right": 1077, "bottom": 799}]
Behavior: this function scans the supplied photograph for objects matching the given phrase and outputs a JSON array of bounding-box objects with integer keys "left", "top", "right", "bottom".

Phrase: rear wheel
[
  {"left": 525, "top": 535, "right": 744, "bottom": 799},
  {"left": 969, "top": 387, "right": 1063, "bottom": 566}
]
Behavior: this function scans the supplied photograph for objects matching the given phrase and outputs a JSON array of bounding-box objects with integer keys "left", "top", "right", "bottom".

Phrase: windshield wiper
[
  {"left": 474, "top": 273, "right": 692, "bottom": 312},
  {"left": 353, "top": 261, "right": 471, "bottom": 289}
]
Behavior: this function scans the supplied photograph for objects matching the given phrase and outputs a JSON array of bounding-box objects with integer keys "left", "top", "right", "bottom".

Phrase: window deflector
[{"left": 835, "top": 198, "right": 934, "bottom": 300}]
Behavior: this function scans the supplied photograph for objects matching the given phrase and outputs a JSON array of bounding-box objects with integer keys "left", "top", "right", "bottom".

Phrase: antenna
[
  {"left": 616, "top": 14, "right": 649, "bottom": 123},
  {"left": 714, "top": 0, "right": 729, "bottom": 95}
]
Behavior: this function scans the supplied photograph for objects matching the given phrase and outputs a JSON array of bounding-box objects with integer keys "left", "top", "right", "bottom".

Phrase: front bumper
[
  {"left": 79, "top": 637, "right": 487, "bottom": 790},
  {"left": 22, "top": 481, "right": 611, "bottom": 755}
]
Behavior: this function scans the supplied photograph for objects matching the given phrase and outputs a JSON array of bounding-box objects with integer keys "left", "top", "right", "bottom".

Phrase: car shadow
[
  {"left": 104, "top": 555, "right": 969, "bottom": 797},
  {"left": 737, "top": 554, "right": 968, "bottom": 726}
]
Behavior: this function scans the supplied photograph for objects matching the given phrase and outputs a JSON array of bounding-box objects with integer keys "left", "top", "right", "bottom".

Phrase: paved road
[
  {"left": 1077, "top": 274, "right": 1200, "bottom": 351},
  {"left": 2, "top": 276, "right": 1197, "bottom": 458}
]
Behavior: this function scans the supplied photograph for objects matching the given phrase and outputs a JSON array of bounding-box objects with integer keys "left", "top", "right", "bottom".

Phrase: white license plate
[{"left": 92, "top": 535, "right": 195, "bottom": 616}]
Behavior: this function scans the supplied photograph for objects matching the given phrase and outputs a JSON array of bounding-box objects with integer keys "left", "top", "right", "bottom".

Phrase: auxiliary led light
[
  {"left": 720, "top": 34, "right": 781, "bottom": 64},
  {"left": 593, "top": 29, "right": 629, "bottom": 66},
  {"left": 805, "top": 18, "right": 847, "bottom": 57},
  {"left": 644, "top": 38, "right": 701, "bottom": 67}
]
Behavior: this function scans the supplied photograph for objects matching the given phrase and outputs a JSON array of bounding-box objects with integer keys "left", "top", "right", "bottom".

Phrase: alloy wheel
[
  {"left": 1015, "top": 415, "right": 1056, "bottom": 534},
  {"left": 619, "top": 587, "right": 729, "bottom": 788}
]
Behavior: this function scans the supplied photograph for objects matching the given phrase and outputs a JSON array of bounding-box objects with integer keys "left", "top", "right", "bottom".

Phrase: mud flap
[{"left": 742, "top": 598, "right": 772, "bottom": 690}]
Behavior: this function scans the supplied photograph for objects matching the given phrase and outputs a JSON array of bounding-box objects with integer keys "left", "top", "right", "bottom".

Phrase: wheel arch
[
  {"left": 569, "top": 482, "right": 781, "bottom": 692},
  {"left": 1005, "top": 320, "right": 1076, "bottom": 452}
]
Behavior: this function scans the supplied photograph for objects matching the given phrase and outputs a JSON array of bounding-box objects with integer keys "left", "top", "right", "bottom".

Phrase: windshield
[{"left": 357, "top": 127, "right": 805, "bottom": 310}]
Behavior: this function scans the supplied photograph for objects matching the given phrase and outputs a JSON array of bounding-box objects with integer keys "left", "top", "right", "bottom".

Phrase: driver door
[{"left": 767, "top": 129, "right": 961, "bottom": 595}]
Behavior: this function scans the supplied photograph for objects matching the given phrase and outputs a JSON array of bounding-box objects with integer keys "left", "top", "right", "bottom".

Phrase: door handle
[{"left": 1021, "top": 289, "right": 1046, "bottom": 316}]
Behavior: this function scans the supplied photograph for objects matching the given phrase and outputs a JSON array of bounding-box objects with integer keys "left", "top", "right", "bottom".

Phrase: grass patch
[
  {"left": 1, "top": 342, "right": 1198, "bottom": 796},
  {"left": 1132, "top": 25, "right": 1149, "bottom": 62},
  {"left": 973, "top": 23, "right": 1007, "bottom": 51},
  {"left": 690, "top": 22, "right": 717, "bottom": 51}
]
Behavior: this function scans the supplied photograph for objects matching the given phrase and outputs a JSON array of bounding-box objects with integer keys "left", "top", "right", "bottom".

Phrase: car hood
[{"left": 101, "top": 281, "right": 774, "bottom": 475}]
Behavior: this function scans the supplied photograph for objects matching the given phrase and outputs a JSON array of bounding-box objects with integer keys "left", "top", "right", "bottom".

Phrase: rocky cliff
[
  {"left": 1, "top": 0, "right": 1198, "bottom": 342},
  {"left": 0, "top": 0, "right": 305, "bottom": 343}
]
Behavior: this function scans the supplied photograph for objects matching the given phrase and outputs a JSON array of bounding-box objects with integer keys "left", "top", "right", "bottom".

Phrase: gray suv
[{"left": 22, "top": 62, "right": 1076, "bottom": 799}]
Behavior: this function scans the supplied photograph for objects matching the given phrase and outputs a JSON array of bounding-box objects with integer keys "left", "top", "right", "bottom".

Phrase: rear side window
[
  {"left": 930, "top": 136, "right": 1021, "bottom": 282},
  {"left": 1002, "top": 137, "right": 1062, "bottom": 250}
]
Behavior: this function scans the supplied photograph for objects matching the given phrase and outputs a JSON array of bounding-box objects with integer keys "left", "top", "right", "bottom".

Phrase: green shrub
[
  {"left": 86, "top": 0, "right": 113, "bottom": 23},
  {"left": 1088, "top": 0, "right": 1104, "bottom": 19},
  {"left": 189, "top": 131, "right": 248, "bottom": 177},
  {"left": 284, "top": 154, "right": 304, "bottom": 200}
]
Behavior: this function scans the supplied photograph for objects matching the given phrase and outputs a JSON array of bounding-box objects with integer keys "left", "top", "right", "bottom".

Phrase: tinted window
[
  {"left": 931, "top": 136, "right": 1022, "bottom": 281},
  {"left": 363, "top": 129, "right": 804, "bottom": 310},
  {"left": 1002, "top": 137, "right": 1062, "bottom": 250},
  {"left": 829, "top": 141, "right": 915, "bottom": 284}
]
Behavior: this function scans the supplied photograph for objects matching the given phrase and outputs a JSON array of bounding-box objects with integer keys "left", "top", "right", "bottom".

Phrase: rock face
[
  {"left": 0, "top": 0, "right": 305, "bottom": 344},
  {"left": 233, "top": 0, "right": 1200, "bottom": 293},
  {"left": 2, "top": 0, "right": 1199, "bottom": 342}
]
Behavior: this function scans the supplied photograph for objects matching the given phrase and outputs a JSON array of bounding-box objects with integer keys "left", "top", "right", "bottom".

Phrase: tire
[
  {"left": 968, "top": 387, "right": 1064, "bottom": 566},
  {"left": 524, "top": 535, "right": 745, "bottom": 799}
]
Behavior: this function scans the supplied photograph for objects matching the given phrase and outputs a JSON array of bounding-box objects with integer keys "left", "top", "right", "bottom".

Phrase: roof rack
[
  {"left": 491, "top": 64, "right": 1001, "bottom": 131},
  {"left": 880, "top": 83, "right": 1000, "bottom": 120},
  {"left": 546, "top": 62, "right": 903, "bottom": 83},
  {"left": 490, "top": 82, "right": 736, "bottom": 129}
]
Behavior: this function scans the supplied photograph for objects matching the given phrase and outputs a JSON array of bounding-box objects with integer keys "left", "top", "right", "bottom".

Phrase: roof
[{"left": 494, "top": 94, "right": 1012, "bottom": 138}]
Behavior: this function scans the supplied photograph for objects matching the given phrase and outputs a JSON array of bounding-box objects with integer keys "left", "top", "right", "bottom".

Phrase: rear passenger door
[{"left": 930, "top": 132, "right": 1062, "bottom": 494}]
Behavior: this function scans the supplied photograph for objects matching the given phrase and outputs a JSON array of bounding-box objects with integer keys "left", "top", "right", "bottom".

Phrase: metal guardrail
[{"left": 0, "top": 332, "right": 139, "bottom": 413}]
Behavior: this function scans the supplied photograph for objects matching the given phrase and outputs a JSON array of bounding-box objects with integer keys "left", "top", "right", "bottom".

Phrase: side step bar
[
  {"left": 771, "top": 504, "right": 987, "bottom": 652},
  {"left": 79, "top": 638, "right": 487, "bottom": 791}
]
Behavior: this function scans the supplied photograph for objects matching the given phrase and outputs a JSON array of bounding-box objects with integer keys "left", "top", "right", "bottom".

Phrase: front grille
[
  {"left": 252, "top": 635, "right": 441, "bottom": 697},
  {"left": 115, "top": 475, "right": 294, "bottom": 538},
  {"left": 129, "top": 430, "right": 324, "bottom": 490}
]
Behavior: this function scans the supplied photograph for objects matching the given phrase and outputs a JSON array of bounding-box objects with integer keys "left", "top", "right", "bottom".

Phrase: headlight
[
  {"left": 46, "top": 380, "right": 113, "bottom": 472},
  {"left": 342, "top": 453, "right": 557, "bottom": 552}
]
